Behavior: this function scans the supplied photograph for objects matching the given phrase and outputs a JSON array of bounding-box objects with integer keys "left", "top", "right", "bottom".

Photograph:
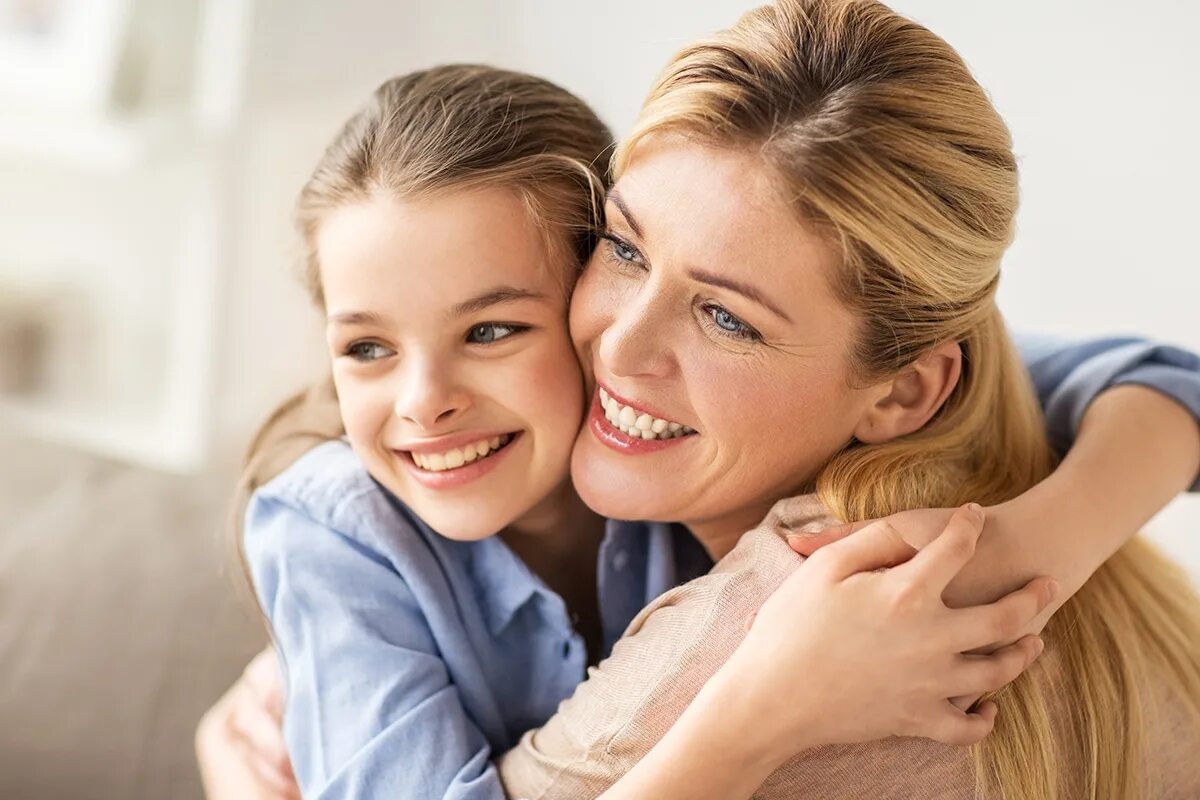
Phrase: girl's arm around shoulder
[
  {"left": 1015, "top": 330, "right": 1200, "bottom": 491},
  {"left": 499, "top": 506, "right": 1054, "bottom": 800},
  {"left": 243, "top": 489, "right": 507, "bottom": 800}
]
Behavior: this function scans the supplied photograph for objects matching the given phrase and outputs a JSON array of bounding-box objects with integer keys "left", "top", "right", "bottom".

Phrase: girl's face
[
  {"left": 569, "top": 140, "right": 880, "bottom": 546},
  {"left": 318, "top": 187, "right": 584, "bottom": 541}
]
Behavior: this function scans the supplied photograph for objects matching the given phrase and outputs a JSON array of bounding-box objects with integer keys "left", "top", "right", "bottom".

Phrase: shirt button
[{"left": 612, "top": 550, "right": 629, "bottom": 571}]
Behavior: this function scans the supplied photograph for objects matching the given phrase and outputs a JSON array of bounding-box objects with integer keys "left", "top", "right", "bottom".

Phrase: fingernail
[
  {"left": 1045, "top": 579, "right": 1060, "bottom": 603},
  {"left": 965, "top": 502, "right": 983, "bottom": 519},
  {"left": 1032, "top": 637, "right": 1045, "bottom": 658}
]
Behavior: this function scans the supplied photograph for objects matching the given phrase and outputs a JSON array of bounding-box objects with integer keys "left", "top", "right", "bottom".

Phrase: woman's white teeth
[
  {"left": 598, "top": 388, "right": 693, "bottom": 439},
  {"left": 412, "top": 434, "right": 512, "bottom": 472}
]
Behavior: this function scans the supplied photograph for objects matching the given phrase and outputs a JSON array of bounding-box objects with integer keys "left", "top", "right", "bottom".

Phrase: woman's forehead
[{"left": 610, "top": 140, "right": 840, "bottom": 297}]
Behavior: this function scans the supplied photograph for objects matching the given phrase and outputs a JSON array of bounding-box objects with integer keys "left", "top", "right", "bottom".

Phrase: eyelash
[
  {"left": 342, "top": 341, "right": 393, "bottom": 362},
  {"left": 599, "top": 233, "right": 646, "bottom": 271},
  {"left": 700, "top": 303, "right": 762, "bottom": 343},
  {"left": 340, "top": 323, "right": 528, "bottom": 363},
  {"left": 601, "top": 231, "right": 762, "bottom": 344}
]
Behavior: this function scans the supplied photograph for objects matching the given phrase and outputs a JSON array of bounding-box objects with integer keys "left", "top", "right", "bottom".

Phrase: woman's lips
[{"left": 587, "top": 393, "right": 695, "bottom": 454}]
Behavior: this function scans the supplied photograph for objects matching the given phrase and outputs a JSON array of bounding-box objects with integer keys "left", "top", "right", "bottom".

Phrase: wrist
[{"left": 702, "top": 652, "right": 820, "bottom": 770}]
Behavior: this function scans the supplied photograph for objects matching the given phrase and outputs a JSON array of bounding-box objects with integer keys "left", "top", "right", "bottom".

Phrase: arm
[
  {"left": 500, "top": 506, "right": 1053, "bottom": 800},
  {"left": 791, "top": 333, "right": 1200, "bottom": 630},
  {"left": 244, "top": 494, "right": 506, "bottom": 800},
  {"left": 1003, "top": 333, "right": 1200, "bottom": 598}
]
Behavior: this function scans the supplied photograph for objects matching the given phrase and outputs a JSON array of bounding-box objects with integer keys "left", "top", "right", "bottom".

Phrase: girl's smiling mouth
[{"left": 395, "top": 430, "right": 522, "bottom": 489}]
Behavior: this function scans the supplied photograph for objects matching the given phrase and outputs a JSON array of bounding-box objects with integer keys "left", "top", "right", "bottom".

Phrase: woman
[
  {"left": 498, "top": 1, "right": 1200, "bottom": 796},
  {"left": 198, "top": 0, "right": 1200, "bottom": 797}
]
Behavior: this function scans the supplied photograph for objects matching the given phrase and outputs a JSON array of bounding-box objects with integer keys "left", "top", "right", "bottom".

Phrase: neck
[
  {"left": 501, "top": 479, "right": 606, "bottom": 581},
  {"left": 684, "top": 498, "right": 776, "bottom": 562}
]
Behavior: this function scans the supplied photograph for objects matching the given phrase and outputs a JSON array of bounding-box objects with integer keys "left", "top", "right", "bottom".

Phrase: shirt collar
[{"left": 461, "top": 534, "right": 551, "bottom": 636}]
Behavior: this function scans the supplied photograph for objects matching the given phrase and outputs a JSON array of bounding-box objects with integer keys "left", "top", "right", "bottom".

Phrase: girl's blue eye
[
  {"left": 467, "top": 323, "right": 522, "bottom": 344},
  {"left": 704, "top": 304, "right": 761, "bottom": 342},
  {"left": 344, "top": 341, "right": 394, "bottom": 362}
]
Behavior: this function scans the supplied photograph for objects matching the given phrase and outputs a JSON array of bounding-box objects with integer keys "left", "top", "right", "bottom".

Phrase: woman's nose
[
  {"left": 597, "top": 295, "right": 674, "bottom": 381},
  {"left": 392, "top": 361, "right": 471, "bottom": 429}
]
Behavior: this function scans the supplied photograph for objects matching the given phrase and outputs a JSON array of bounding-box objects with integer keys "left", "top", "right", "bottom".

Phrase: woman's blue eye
[
  {"left": 704, "top": 304, "right": 761, "bottom": 342},
  {"left": 603, "top": 234, "right": 644, "bottom": 266},
  {"left": 344, "top": 341, "right": 393, "bottom": 362},
  {"left": 467, "top": 323, "right": 522, "bottom": 344}
]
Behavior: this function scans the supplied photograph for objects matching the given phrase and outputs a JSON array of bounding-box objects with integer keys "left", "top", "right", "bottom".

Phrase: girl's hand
[
  {"left": 196, "top": 647, "right": 299, "bottom": 800},
  {"left": 717, "top": 504, "right": 1057, "bottom": 765},
  {"left": 785, "top": 503, "right": 1054, "bottom": 647}
]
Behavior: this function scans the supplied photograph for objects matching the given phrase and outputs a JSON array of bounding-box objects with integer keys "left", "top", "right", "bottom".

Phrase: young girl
[{"left": 234, "top": 64, "right": 1057, "bottom": 799}]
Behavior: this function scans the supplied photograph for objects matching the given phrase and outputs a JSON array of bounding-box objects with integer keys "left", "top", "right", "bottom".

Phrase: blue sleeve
[
  {"left": 1014, "top": 331, "right": 1200, "bottom": 492},
  {"left": 244, "top": 493, "right": 507, "bottom": 800}
]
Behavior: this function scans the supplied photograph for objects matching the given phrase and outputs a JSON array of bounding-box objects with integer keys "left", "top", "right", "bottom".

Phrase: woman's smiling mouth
[{"left": 588, "top": 386, "right": 697, "bottom": 454}]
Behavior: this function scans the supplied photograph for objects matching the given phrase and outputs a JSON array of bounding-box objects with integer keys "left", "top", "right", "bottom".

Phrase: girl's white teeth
[
  {"left": 598, "top": 388, "right": 693, "bottom": 439},
  {"left": 412, "top": 434, "right": 512, "bottom": 472}
]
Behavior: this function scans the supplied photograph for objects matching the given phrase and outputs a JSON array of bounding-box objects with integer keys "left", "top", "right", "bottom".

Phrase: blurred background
[{"left": 0, "top": 0, "right": 1196, "bottom": 797}]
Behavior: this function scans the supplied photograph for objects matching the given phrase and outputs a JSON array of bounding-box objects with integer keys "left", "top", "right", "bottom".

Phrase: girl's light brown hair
[
  {"left": 231, "top": 64, "right": 612, "bottom": 548},
  {"left": 624, "top": 1, "right": 1200, "bottom": 797}
]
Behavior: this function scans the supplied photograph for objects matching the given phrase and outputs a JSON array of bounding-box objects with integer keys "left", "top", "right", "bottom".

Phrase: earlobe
[{"left": 853, "top": 342, "right": 963, "bottom": 444}]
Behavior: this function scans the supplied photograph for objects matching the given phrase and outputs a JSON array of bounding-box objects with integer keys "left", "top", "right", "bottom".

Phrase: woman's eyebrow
[
  {"left": 687, "top": 268, "right": 794, "bottom": 323},
  {"left": 608, "top": 191, "right": 643, "bottom": 238},
  {"left": 451, "top": 286, "right": 547, "bottom": 317}
]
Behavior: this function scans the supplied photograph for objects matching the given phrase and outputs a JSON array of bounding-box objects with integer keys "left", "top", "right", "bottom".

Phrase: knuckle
[
  {"left": 810, "top": 548, "right": 844, "bottom": 577},
  {"left": 983, "top": 660, "right": 1013, "bottom": 689},
  {"left": 946, "top": 531, "right": 976, "bottom": 561},
  {"left": 992, "top": 605, "right": 1024, "bottom": 639},
  {"left": 888, "top": 579, "right": 921, "bottom": 612}
]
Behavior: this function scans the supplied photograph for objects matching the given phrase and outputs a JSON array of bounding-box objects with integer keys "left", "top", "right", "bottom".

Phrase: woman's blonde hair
[
  {"left": 233, "top": 64, "right": 612, "bottom": 516},
  {"left": 623, "top": 1, "right": 1200, "bottom": 797}
]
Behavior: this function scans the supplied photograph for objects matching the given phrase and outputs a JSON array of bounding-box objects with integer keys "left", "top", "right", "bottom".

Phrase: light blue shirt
[{"left": 245, "top": 332, "right": 1200, "bottom": 799}]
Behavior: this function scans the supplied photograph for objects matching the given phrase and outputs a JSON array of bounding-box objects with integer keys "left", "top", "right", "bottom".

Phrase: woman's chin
[{"left": 570, "top": 442, "right": 678, "bottom": 522}]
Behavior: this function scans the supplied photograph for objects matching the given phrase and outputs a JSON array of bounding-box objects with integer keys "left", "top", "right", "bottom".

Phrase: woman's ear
[{"left": 853, "top": 341, "right": 962, "bottom": 444}]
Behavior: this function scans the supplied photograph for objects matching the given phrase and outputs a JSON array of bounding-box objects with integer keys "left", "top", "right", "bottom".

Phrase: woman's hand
[
  {"left": 195, "top": 647, "right": 299, "bottom": 800},
  {"left": 722, "top": 505, "right": 1056, "bottom": 760}
]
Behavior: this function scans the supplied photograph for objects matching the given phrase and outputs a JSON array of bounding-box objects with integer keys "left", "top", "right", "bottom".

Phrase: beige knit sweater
[{"left": 497, "top": 496, "right": 1200, "bottom": 799}]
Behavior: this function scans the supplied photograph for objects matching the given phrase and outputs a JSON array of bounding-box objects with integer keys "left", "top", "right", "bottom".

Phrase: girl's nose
[{"left": 392, "top": 362, "right": 471, "bottom": 429}]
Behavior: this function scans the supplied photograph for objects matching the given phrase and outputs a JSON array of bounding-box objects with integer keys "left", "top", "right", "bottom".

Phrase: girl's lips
[
  {"left": 396, "top": 431, "right": 521, "bottom": 490},
  {"left": 587, "top": 393, "right": 694, "bottom": 455}
]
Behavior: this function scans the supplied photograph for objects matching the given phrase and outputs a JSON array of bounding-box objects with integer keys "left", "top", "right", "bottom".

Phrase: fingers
[
  {"left": 243, "top": 647, "right": 285, "bottom": 718},
  {"left": 950, "top": 576, "right": 1059, "bottom": 651},
  {"left": 944, "top": 635, "right": 1045, "bottom": 697},
  {"left": 786, "top": 521, "right": 865, "bottom": 557},
  {"left": 229, "top": 683, "right": 297, "bottom": 796},
  {"left": 899, "top": 504, "right": 984, "bottom": 594},
  {"left": 812, "top": 518, "right": 918, "bottom": 579},
  {"left": 924, "top": 700, "right": 999, "bottom": 747}
]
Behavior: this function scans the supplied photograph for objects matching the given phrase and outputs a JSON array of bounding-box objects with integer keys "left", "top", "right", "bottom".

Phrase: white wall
[{"left": 216, "top": 0, "right": 1197, "bottom": 567}]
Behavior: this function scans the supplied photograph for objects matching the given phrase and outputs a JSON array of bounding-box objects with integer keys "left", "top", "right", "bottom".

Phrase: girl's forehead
[{"left": 318, "top": 189, "right": 566, "bottom": 323}]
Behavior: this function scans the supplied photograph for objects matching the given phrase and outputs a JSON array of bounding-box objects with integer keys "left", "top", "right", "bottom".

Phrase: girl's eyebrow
[
  {"left": 328, "top": 310, "right": 389, "bottom": 326},
  {"left": 451, "top": 286, "right": 548, "bottom": 317}
]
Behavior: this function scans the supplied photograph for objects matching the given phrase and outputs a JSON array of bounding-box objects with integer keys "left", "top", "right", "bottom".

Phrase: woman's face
[{"left": 569, "top": 139, "right": 880, "bottom": 543}]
